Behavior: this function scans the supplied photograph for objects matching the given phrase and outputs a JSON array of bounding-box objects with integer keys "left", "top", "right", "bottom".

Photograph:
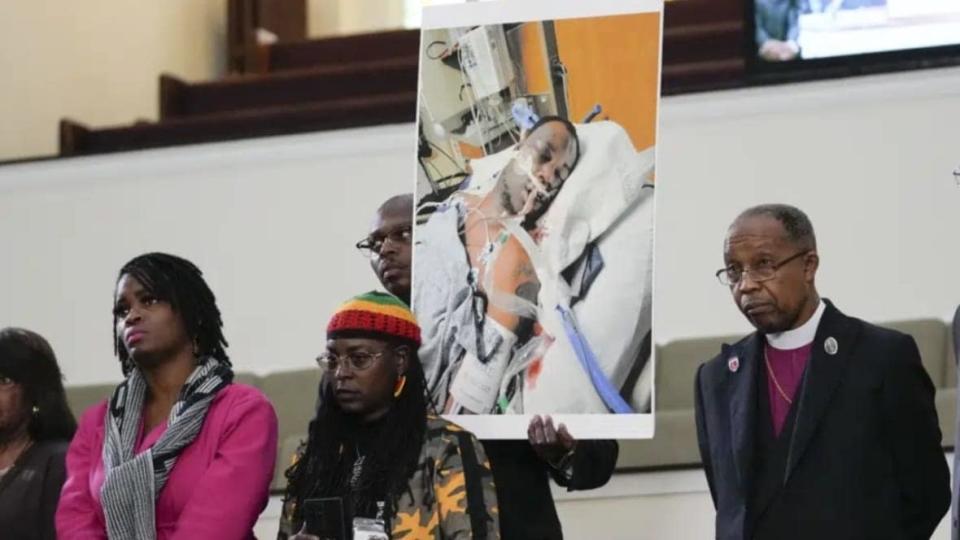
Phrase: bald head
[{"left": 378, "top": 194, "right": 413, "bottom": 217}]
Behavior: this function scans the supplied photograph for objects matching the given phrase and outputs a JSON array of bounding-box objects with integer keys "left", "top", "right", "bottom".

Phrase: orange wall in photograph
[
  {"left": 518, "top": 23, "right": 552, "bottom": 96},
  {"left": 554, "top": 12, "right": 661, "bottom": 151}
]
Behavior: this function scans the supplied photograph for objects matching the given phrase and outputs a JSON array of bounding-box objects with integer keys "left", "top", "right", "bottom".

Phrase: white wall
[
  {"left": 654, "top": 65, "right": 960, "bottom": 345},
  {"left": 0, "top": 0, "right": 226, "bottom": 161},
  {"left": 308, "top": 0, "right": 410, "bottom": 37},
  {"left": 0, "top": 125, "right": 416, "bottom": 386}
]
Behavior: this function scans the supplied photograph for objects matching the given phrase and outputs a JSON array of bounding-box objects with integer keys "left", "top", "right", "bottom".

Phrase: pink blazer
[{"left": 56, "top": 383, "right": 278, "bottom": 540}]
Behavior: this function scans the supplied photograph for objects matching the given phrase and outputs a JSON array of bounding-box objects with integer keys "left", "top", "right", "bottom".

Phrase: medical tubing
[{"left": 556, "top": 305, "right": 634, "bottom": 414}]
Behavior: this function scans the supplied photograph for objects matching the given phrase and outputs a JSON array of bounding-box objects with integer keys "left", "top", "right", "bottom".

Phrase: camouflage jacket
[{"left": 279, "top": 415, "right": 499, "bottom": 539}]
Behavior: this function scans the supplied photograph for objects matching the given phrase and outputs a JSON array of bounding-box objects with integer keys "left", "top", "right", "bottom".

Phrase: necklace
[
  {"left": 349, "top": 447, "right": 366, "bottom": 489},
  {"left": 764, "top": 349, "right": 793, "bottom": 405}
]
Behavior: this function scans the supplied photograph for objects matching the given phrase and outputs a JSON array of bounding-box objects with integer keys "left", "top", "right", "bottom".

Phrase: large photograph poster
[{"left": 412, "top": 0, "right": 663, "bottom": 438}]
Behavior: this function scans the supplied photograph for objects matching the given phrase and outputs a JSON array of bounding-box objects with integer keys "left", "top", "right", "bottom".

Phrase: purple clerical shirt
[{"left": 764, "top": 342, "right": 813, "bottom": 437}]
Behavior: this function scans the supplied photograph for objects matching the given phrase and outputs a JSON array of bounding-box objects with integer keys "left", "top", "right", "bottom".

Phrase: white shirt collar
[{"left": 765, "top": 299, "right": 826, "bottom": 350}]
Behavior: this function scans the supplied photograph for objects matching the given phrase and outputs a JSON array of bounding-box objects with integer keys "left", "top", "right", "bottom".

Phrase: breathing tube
[
  {"left": 496, "top": 218, "right": 633, "bottom": 414},
  {"left": 443, "top": 141, "right": 633, "bottom": 414}
]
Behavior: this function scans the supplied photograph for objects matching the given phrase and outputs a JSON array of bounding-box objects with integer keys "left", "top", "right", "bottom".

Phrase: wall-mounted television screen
[{"left": 752, "top": 0, "right": 960, "bottom": 67}]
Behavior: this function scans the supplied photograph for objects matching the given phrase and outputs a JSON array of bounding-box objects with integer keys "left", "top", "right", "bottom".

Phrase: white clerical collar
[{"left": 766, "top": 299, "right": 826, "bottom": 350}]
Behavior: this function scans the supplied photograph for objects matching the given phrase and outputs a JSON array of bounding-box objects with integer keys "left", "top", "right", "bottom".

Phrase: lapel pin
[
  {"left": 728, "top": 356, "right": 740, "bottom": 373},
  {"left": 825, "top": 337, "right": 838, "bottom": 356}
]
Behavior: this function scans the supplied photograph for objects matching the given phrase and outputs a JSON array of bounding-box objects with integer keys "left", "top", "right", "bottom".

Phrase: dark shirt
[
  {"left": 0, "top": 440, "right": 69, "bottom": 540},
  {"left": 484, "top": 439, "right": 618, "bottom": 540}
]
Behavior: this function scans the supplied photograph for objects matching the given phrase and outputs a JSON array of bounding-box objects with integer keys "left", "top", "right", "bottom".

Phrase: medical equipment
[
  {"left": 448, "top": 317, "right": 518, "bottom": 413},
  {"left": 511, "top": 100, "right": 539, "bottom": 130},
  {"left": 556, "top": 305, "right": 633, "bottom": 413},
  {"left": 457, "top": 25, "right": 515, "bottom": 99},
  {"left": 415, "top": 121, "right": 655, "bottom": 414}
]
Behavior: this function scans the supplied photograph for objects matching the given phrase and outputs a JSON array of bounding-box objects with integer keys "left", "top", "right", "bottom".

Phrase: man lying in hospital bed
[{"left": 413, "top": 117, "right": 654, "bottom": 415}]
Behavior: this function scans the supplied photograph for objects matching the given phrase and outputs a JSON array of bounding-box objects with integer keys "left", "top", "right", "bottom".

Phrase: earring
[
  {"left": 32, "top": 405, "right": 39, "bottom": 415},
  {"left": 393, "top": 375, "right": 407, "bottom": 398}
]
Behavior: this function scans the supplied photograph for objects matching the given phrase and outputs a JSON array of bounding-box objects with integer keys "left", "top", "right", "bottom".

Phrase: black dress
[{"left": 0, "top": 440, "right": 69, "bottom": 540}]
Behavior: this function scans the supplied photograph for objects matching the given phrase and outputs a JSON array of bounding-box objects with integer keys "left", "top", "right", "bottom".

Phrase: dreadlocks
[
  {"left": 113, "top": 252, "right": 230, "bottom": 375},
  {"left": 283, "top": 337, "right": 431, "bottom": 530}
]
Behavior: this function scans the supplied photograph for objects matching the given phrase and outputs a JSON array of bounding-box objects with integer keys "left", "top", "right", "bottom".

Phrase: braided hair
[
  {"left": 283, "top": 336, "right": 431, "bottom": 529},
  {"left": 112, "top": 252, "right": 230, "bottom": 375}
]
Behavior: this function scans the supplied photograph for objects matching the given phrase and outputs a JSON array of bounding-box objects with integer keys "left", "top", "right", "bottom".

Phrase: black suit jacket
[
  {"left": 484, "top": 439, "right": 618, "bottom": 539},
  {"left": 695, "top": 300, "right": 950, "bottom": 540}
]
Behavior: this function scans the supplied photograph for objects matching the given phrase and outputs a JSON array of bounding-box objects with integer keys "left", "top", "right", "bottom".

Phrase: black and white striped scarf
[{"left": 100, "top": 357, "right": 232, "bottom": 540}]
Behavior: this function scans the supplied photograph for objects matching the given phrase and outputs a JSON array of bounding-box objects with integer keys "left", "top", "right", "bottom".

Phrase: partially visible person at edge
[
  {"left": 695, "top": 204, "right": 950, "bottom": 539},
  {"left": 359, "top": 194, "right": 618, "bottom": 539},
  {"left": 0, "top": 327, "right": 77, "bottom": 540},
  {"left": 278, "top": 291, "right": 499, "bottom": 539},
  {"left": 56, "top": 252, "right": 278, "bottom": 539},
  {"left": 756, "top": 0, "right": 801, "bottom": 61}
]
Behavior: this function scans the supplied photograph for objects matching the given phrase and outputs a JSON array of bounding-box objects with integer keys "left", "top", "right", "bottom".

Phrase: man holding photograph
[{"left": 359, "top": 193, "right": 618, "bottom": 539}]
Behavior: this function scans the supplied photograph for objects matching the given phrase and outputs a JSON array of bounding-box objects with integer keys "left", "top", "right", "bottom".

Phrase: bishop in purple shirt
[{"left": 695, "top": 204, "right": 949, "bottom": 540}]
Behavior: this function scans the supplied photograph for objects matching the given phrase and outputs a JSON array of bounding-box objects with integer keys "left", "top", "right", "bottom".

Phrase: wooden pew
[
  {"left": 227, "top": 0, "right": 307, "bottom": 73},
  {"left": 257, "top": 29, "right": 421, "bottom": 73},
  {"left": 60, "top": 92, "right": 416, "bottom": 157},
  {"left": 160, "top": 56, "right": 418, "bottom": 119}
]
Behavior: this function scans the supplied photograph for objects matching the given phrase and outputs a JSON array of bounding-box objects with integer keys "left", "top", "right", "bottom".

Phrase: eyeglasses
[
  {"left": 355, "top": 226, "right": 412, "bottom": 258},
  {"left": 316, "top": 350, "right": 388, "bottom": 372},
  {"left": 715, "top": 250, "right": 809, "bottom": 287}
]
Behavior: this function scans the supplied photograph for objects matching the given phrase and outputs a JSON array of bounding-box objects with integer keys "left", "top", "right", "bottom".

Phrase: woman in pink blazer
[{"left": 57, "top": 253, "right": 278, "bottom": 540}]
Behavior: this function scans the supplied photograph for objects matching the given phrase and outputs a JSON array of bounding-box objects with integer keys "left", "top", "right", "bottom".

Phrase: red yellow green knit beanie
[{"left": 326, "top": 291, "right": 421, "bottom": 346}]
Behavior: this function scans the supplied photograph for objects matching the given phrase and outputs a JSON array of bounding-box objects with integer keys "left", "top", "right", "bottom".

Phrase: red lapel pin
[{"left": 728, "top": 356, "right": 740, "bottom": 373}]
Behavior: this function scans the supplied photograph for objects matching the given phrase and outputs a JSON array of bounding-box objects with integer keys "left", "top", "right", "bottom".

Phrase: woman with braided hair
[
  {"left": 57, "top": 252, "right": 278, "bottom": 539},
  {"left": 280, "top": 291, "right": 499, "bottom": 539}
]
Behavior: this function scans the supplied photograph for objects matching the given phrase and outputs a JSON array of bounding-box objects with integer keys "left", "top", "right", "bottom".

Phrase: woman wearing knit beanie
[{"left": 280, "top": 291, "right": 499, "bottom": 540}]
